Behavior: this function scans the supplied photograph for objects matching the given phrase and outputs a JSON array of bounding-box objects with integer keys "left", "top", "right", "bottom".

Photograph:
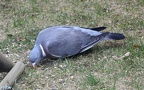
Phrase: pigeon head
[{"left": 29, "top": 45, "right": 44, "bottom": 67}]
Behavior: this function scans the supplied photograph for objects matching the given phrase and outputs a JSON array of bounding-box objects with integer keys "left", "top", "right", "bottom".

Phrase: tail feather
[
  {"left": 106, "top": 33, "right": 125, "bottom": 40},
  {"left": 85, "top": 27, "right": 106, "bottom": 31}
]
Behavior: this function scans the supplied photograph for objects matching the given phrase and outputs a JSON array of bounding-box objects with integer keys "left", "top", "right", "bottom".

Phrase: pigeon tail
[{"left": 106, "top": 33, "right": 125, "bottom": 40}]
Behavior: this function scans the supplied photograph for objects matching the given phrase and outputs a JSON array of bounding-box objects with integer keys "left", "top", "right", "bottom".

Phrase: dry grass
[{"left": 0, "top": 0, "right": 144, "bottom": 90}]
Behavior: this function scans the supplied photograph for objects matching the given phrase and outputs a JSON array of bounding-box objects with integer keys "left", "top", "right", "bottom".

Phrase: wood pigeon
[{"left": 29, "top": 26, "right": 125, "bottom": 67}]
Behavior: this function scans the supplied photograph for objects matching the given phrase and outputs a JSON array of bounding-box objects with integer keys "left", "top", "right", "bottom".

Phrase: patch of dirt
[
  {"left": 4, "top": 50, "right": 30, "bottom": 64},
  {"left": 0, "top": 19, "right": 8, "bottom": 41},
  {"left": 116, "top": 77, "right": 132, "bottom": 90},
  {"left": 0, "top": 31, "right": 7, "bottom": 41}
]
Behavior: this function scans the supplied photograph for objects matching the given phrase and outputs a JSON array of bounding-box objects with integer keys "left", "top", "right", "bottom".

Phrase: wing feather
[{"left": 40, "top": 26, "right": 109, "bottom": 58}]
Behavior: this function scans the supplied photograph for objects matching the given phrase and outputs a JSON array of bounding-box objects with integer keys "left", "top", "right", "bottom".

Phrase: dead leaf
[{"left": 133, "top": 45, "right": 141, "bottom": 49}]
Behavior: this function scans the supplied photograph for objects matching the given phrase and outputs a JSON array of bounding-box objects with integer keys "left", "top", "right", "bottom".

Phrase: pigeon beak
[{"left": 32, "top": 63, "right": 36, "bottom": 68}]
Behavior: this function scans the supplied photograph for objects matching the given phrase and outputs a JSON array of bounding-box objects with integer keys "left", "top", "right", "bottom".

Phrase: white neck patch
[{"left": 39, "top": 44, "right": 46, "bottom": 57}]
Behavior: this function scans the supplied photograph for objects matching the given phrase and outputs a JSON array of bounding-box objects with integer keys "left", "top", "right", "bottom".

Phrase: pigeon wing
[
  {"left": 44, "top": 28, "right": 109, "bottom": 58},
  {"left": 45, "top": 30, "right": 82, "bottom": 58},
  {"left": 79, "top": 32, "right": 109, "bottom": 53}
]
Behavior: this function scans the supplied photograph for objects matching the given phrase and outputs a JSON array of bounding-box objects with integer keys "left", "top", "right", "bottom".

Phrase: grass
[{"left": 0, "top": 0, "right": 144, "bottom": 90}]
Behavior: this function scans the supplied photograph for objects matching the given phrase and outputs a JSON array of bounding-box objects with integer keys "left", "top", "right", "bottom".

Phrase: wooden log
[
  {"left": 0, "top": 52, "right": 15, "bottom": 72},
  {"left": 0, "top": 61, "right": 26, "bottom": 90}
]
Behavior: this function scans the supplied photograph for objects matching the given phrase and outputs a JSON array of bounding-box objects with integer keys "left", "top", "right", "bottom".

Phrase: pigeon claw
[{"left": 32, "top": 63, "right": 36, "bottom": 68}]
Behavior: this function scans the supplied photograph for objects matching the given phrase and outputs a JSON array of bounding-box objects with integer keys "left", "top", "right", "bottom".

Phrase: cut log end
[
  {"left": 0, "top": 61, "right": 26, "bottom": 89},
  {"left": 0, "top": 52, "right": 15, "bottom": 72}
]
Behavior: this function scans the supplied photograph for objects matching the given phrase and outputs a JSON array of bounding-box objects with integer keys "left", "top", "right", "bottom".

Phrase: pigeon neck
[{"left": 39, "top": 44, "right": 46, "bottom": 57}]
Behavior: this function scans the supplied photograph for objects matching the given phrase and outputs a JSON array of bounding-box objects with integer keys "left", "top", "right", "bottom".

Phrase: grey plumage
[{"left": 29, "top": 26, "right": 125, "bottom": 66}]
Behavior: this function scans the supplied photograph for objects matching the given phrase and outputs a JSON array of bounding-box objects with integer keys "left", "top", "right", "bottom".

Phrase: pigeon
[{"left": 29, "top": 26, "right": 125, "bottom": 67}]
